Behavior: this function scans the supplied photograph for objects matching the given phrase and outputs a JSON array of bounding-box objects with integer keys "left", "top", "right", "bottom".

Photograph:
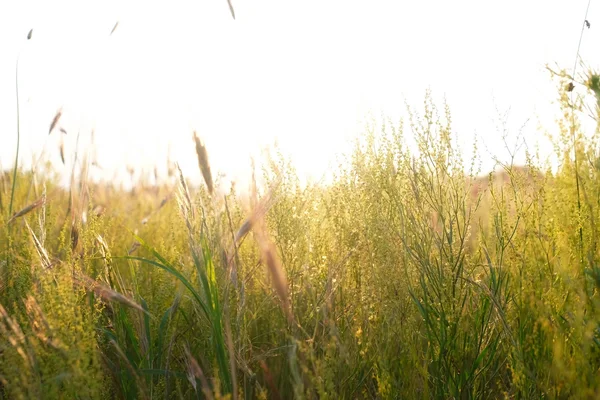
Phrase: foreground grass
[{"left": 2, "top": 73, "right": 600, "bottom": 399}]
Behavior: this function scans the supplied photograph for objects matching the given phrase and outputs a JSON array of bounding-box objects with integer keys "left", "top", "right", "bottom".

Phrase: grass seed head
[
  {"left": 59, "top": 136, "right": 65, "bottom": 165},
  {"left": 257, "top": 231, "right": 292, "bottom": 323},
  {"left": 74, "top": 275, "right": 148, "bottom": 315},
  {"left": 8, "top": 196, "right": 45, "bottom": 224},
  {"left": 192, "top": 131, "right": 214, "bottom": 195},
  {"left": 48, "top": 108, "right": 62, "bottom": 135}
]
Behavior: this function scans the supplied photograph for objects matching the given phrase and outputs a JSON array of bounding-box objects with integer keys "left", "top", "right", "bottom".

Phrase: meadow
[{"left": 2, "top": 70, "right": 600, "bottom": 399}]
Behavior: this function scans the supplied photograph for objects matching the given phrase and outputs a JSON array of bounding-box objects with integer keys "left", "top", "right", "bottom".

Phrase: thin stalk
[
  {"left": 6, "top": 32, "right": 30, "bottom": 276},
  {"left": 9, "top": 49, "right": 22, "bottom": 218},
  {"left": 8, "top": 29, "right": 32, "bottom": 218},
  {"left": 570, "top": 0, "right": 592, "bottom": 265}
]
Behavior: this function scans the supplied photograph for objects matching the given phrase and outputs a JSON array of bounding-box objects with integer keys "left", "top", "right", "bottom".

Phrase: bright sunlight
[{"left": 2, "top": 0, "right": 599, "bottom": 188}]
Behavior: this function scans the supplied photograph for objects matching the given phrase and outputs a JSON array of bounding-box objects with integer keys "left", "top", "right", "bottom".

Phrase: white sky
[{"left": 1, "top": 0, "right": 599, "bottom": 190}]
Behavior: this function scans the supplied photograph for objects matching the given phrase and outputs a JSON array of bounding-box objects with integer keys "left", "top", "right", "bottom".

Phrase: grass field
[{"left": 2, "top": 71, "right": 600, "bottom": 399}]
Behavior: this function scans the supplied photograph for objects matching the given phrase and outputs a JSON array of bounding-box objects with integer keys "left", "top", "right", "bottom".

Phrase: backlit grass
[{"left": 2, "top": 71, "right": 600, "bottom": 399}]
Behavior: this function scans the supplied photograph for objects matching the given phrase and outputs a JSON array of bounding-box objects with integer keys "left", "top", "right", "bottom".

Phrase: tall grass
[{"left": 2, "top": 70, "right": 600, "bottom": 399}]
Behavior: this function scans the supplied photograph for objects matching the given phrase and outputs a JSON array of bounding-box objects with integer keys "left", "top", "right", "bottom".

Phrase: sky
[{"left": 0, "top": 0, "right": 599, "bottom": 190}]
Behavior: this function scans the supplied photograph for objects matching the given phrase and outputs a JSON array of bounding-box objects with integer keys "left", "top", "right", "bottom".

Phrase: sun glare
[{"left": 1, "top": 0, "right": 599, "bottom": 188}]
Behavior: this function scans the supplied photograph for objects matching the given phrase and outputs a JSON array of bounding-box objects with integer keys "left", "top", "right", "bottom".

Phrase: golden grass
[
  {"left": 2, "top": 76, "right": 600, "bottom": 398},
  {"left": 48, "top": 108, "right": 62, "bottom": 135},
  {"left": 193, "top": 131, "right": 214, "bottom": 195},
  {"left": 7, "top": 195, "right": 45, "bottom": 224}
]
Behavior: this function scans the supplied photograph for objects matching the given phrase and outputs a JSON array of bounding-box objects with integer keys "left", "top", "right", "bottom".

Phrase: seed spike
[
  {"left": 48, "top": 108, "right": 62, "bottom": 135},
  {"left": 192, "top": 131, "right": 214, "bottom": 195}
]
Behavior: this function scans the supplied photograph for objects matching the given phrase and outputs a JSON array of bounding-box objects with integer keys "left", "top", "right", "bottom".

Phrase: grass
[{"left": 2, "top": 69, "right": 600, "bottom": 399}]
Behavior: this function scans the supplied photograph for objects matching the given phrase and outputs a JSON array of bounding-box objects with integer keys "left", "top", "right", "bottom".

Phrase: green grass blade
[{"left": 121, "top": 256, "right": 210, "bottom": 321}]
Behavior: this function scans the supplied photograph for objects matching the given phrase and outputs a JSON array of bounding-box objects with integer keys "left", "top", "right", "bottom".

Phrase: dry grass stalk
[
  {"left": 176, "top": 164, "right": 195, "bottom": 231},
  {"left": 183, "top": 344, "right": 214, "bottom": 400},
  {"left": 256, "top": 226, "right": 293, "bottom": 323},
  {"left": 48, "top": 108, "right": 62, "bottom": 135},
  {"left": 73, "top": 274, "right": 148, "bottom": 315},
  {"left": 110, "top": 21, "right": 119, "bottom": 36},
  {"left": 59, "top": 135, "right": 65, "bottom": 165},
  {"left": 177, "top": 164, "right": 193, "bottom": 213},
  {"left": 7, "top": 196, "right": 45, "bottom": 224},
  {"left": 192, "top": 131, "right": 214, "bottom": 195},
  {"left": 235, "top": 201, "right": 267, "bottom": 244},
  {"left": 95, "top": 234, "right": 110, "bottom": 261},
  {"left": 234, "top": 178, "right": 280, "bottom": 244},
  {"left": 25, "top": 221, "right": 51, "bottom": 269},
  {"left": 235, "top": 218, "right": 252, "bottom": 243},
  {"left": 259, "top": 360, "right": 281, "bottom": 400},
  {"left": 226, "top": 0, "right": 235, "bottom": 19},
  {"left": 128, "top": 241, "right": 141, "bottom": 255}
]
